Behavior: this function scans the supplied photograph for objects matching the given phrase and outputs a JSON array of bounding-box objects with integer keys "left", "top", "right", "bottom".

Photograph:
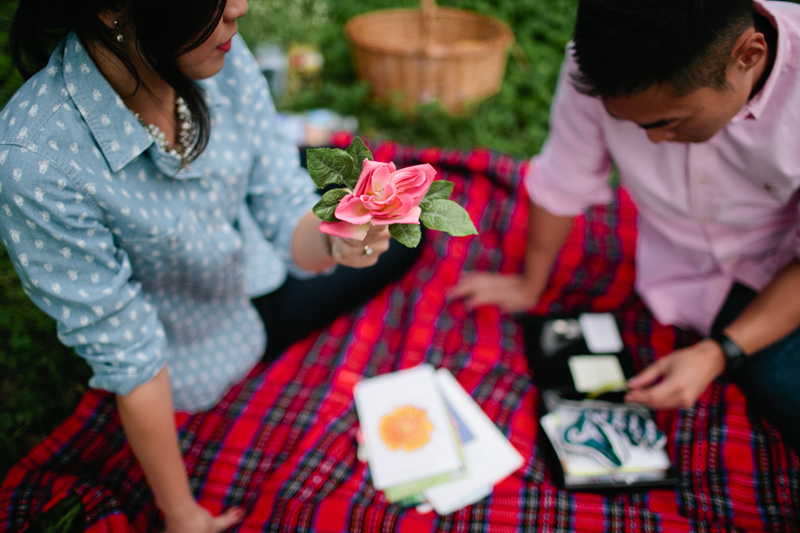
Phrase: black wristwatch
[{"left": 709, "top": 331, "right": 747, "bottom": 374}]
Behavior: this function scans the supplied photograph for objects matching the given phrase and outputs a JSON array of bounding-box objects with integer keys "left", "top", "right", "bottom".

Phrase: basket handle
[
  {"left": 421, "top": 0, "right": 437, "bottom": 19},
  {"left": 420, "top": 0, "right": 437, "bottom": 52}
]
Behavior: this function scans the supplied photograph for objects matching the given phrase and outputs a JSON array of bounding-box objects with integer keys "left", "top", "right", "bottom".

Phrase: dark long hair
[{"left": 10, "top": 0, "right": 227, "bottom": 163}]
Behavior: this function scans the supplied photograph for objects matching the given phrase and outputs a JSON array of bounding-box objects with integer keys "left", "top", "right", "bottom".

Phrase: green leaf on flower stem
[
  {"left": 419, "top": 199, "right": 478, "bottom": 237},
  {"left": 312, "top": 188, "right": 349, "bottom": 222},
  {"left": 420, "top": 180, "right": 455, "bottom": 207},
  {"left": 389, "top": 223, "right": 422, "bottom": 248},
  {"left": 345, "top": 136, "right": 373, "bottom": 188},
  {"left": 307, "top": 148, "right": 355, "bottom": 189}
]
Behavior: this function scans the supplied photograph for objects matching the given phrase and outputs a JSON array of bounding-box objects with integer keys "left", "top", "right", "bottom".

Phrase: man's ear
[{"left": 731, "top": 27, "right": 768, "bottom": 73}]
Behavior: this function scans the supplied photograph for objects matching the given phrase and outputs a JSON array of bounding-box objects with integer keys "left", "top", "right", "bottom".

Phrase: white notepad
[{"left": 579, "top": 313, "right": 624, "bottom": 354}]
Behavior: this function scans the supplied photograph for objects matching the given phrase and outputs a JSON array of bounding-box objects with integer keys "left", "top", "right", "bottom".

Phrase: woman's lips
[{"left": 217, "top": 38, "right": 232, "bottom": 52}]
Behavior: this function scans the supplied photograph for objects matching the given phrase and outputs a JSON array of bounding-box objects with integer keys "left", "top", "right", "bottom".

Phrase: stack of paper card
[
  {"left": 539, "top": 395, "right": 673, "bottom": 489},
  {"left": 353, "top": 364, "right": 524, "bottom": 515}
]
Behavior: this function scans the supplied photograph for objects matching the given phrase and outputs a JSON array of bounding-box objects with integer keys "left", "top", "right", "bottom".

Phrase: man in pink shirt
[{"left": 453, "top": 0, "right": 800, "bottom": 450}]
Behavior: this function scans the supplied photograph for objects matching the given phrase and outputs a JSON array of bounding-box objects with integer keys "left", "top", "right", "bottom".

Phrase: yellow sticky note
[{"left": 568, "top": 355, "right": 626, "bottom": 393}]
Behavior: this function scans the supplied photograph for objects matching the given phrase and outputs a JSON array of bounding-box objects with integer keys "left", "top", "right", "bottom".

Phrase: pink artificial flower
[{"left": 319, "top": 160, "right": 436, "bottom": 241}]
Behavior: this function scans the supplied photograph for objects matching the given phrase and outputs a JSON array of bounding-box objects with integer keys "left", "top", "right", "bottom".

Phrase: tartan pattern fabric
[{"left": 2, "top": 140, "right": 798, "bottom": 532}]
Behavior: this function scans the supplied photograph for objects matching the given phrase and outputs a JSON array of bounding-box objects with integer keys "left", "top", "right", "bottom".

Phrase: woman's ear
[{"left": 98, "top": 8, "right": 121, "bottom": 31}]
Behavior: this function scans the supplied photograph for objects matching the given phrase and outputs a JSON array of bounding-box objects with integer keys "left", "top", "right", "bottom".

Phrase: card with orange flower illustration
[{"left": 354, "top": 365, "right": 464, "bottom": 490}]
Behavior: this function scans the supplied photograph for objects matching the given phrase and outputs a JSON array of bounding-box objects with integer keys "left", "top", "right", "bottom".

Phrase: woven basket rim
[{"left": 344, "top": 6, "right": 513, "bottom": 59}]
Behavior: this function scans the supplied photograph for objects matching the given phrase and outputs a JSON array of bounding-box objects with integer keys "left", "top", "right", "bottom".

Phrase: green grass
[
  {"left": 0, "top": 1, "right": 575, "bottom": 530},
  {"left": 241, "top": 0, "right": 577, "bottom": 157}
]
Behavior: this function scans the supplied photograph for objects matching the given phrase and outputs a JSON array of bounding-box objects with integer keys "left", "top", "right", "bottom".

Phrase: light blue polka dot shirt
[{"left": 0, "top": 33, "right": 320, "bottom": 412}]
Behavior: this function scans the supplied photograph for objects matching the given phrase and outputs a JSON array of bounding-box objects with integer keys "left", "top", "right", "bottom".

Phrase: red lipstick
[{"left": 217, "top": 38, "right": 232, "bottom": 53}]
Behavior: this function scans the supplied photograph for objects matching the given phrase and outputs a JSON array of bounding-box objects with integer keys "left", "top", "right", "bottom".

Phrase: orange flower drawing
[{"left": 379, "top": 405, "right": 434, "bottom": 452}]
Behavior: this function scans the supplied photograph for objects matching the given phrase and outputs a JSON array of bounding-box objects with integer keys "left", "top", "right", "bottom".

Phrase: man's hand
[
  {"left": 624, "top": 338, "right": 727, "bottom": 409},
  {"left": 164, "top": 502, "right": 243, "bottom": 533},
  {"left": 449, "top": 272, "right": 542, "bottom": 313},
  {"left": 330, "top": 224, "right": 391, "bottom": 268}
]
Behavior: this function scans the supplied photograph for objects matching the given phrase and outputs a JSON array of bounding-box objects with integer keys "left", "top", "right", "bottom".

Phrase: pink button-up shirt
[{"left": 525, "top": 0, "right": 800, "bottom": 335}]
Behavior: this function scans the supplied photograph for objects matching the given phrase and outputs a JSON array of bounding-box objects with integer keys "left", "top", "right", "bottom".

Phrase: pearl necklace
[{"left": 134, "top": 96, "right": 194, "bottom": 161}]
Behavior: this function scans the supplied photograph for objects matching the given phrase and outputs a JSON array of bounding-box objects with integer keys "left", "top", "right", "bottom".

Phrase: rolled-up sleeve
[
  {"left": 525, "top": 46, "right": 615, "bottom": 216},
  {"left": 236, "top": 44, "right": 320, "bottom": 280},
  {"left": 0, "top": 145, "right": 166, "bottom": 396}
]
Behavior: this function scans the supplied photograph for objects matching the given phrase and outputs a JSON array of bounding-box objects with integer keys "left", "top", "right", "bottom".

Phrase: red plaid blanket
[{"left": 2, "top": 141, "right": 798, "bottom": 532}]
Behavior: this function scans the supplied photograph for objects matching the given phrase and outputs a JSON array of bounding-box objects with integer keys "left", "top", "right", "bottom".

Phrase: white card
[
  {"left": 353, "top": 365, "right": 463, "bottom": 490},
  {"left": 578, "top": 313, "right": 624, "bottom": 354},
  {"left": 568, "top": 355, "right": 626, "bottom": 393},
  {"left": 423, "top": 369, "right": 524, "bottom": 515}
]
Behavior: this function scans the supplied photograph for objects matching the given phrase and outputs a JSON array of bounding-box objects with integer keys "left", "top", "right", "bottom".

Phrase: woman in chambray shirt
[{"left": 0, "top": 0, "right": 418, "bottom": 530}]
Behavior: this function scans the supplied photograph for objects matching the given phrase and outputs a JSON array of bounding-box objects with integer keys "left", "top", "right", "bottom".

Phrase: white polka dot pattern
[{"left": 0, "top": 32, "right": 319, "bottom": 413}]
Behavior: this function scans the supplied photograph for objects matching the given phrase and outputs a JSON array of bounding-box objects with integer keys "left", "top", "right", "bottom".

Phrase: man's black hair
[{"left": 572, "top": 0, "right": 755, "bottom": 98}]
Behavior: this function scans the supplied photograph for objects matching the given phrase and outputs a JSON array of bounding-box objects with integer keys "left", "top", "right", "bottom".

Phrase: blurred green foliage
[
  {"left": 239, "top": 0, "right": 577, "bottom": 157},
  {"left": 0, "top": 1, "right": 23, "bottom": 105},
  {"left": 238, "top": 0, "right": 332, "bottom": 46}
]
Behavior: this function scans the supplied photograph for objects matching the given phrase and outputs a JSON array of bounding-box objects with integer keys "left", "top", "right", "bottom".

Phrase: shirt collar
[
  {"left": 734, "top": 0, "right": 793, "bottom": 122},
  {"left": 199, "top": 77, "right": 228, "bottom": 109},
  {"left": 61, "top": 33, "right": 154, "bottom": 173}
]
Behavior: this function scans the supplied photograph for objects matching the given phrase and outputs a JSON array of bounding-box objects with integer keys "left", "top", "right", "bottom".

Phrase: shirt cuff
[{"left": 84, "top": 322, "right": 167, "bottom": 397}]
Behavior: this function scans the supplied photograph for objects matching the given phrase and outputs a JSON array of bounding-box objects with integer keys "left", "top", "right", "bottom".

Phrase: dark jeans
[
  {"left": 713, "top": 283, "right": 800, "bottom": 452},
  {"left": 252, "top": 235, "right": 423, "bottom": 362}
]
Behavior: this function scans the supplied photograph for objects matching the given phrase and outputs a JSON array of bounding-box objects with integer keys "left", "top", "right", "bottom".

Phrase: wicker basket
[{"left": 345, "top": 0, "right": 513, "bottom": 114}]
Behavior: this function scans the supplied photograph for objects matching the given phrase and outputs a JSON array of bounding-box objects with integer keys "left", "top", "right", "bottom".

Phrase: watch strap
[{"left": 709, "top": 331, "right": 747, "bottom": 374}]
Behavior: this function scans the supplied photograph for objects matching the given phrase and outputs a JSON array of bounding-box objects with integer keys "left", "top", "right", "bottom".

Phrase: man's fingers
[
  {"left": 627, "top": 358, "right": 668, "bottom": 389},
  {"left": 625, "top": 380, "right": 679, "bottom": 409},
  {"left": 448, "top": 277, "right": 483, "bottom": 299},
  {"left": 213, "top": 508, "right": 244, "bottom": 531},
  {"left": 464, "top": 292, "right": 500, "bottom": 310},
  {"left": 449, "top": 276, "right": 502, "bottom": 302}
]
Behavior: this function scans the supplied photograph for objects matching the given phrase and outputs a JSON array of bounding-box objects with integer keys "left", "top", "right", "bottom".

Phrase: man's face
[{"left": 603, "top": 79, "right": 751, "bottom": 144}]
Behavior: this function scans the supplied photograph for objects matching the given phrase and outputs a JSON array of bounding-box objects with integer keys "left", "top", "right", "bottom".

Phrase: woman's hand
[
  {"left": 624, "top": 338, "right": 727, "bottom": 409},
  {"left": 115, "top": 368, "right": 245, "bottom": 533},
  {"left": 449, "top": 273, "right": 543, "bottom": 313},
  {"left": 329, "top": 224, "right": 391, "bottom": 268},
  {"left": 164, "top": 502, "right": 243, "bottom": 533}
]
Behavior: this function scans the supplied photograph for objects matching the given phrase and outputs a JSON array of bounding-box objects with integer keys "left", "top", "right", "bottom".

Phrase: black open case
[{"left": 520, "top": 314, "right": 677, "bottom": 491}]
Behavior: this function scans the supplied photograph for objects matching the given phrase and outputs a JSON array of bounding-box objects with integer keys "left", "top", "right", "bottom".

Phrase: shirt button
[{"left": 763, "top": 183, "right": 773, "bottom": 192}]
